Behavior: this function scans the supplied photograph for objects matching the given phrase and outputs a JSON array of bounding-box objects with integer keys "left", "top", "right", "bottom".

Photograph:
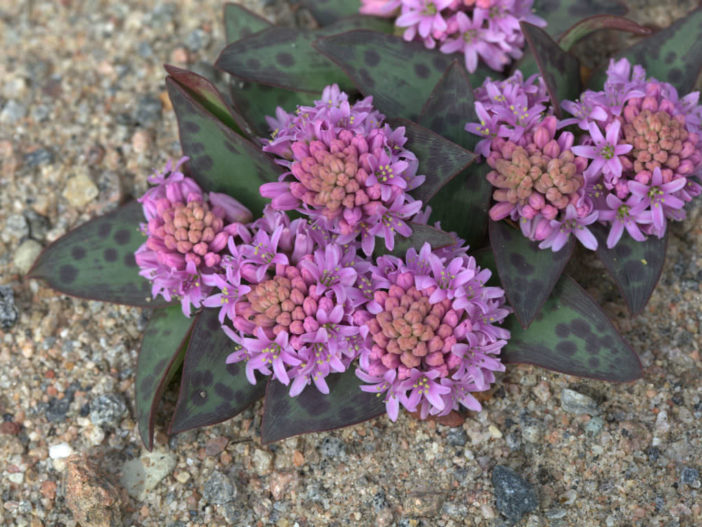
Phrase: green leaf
[
  {"left": 387, "top": 117, "right": 475, "bottom": 203},
  {"left": 588, "top": 7, "right": 702, "bottom": 94},
  {"left": 136, "top": 306, "right": 194, "bottom": 450},
  {"left": 520, "top": 22, "right": 581, "bottom": 116},
  {"left": 166, "top": 77, "right": 282, "bottom": 216},
  {"left": 169, "top": 309, "right": 266, "bottom": 435},
  {"left": 503, "top": 275, "right": 642, "bottom": 382},
  {"left": 489, "top": 220, "right": 574, "bottom": 328},
  {"left": 261, "top": 369, "right": 386, "bottom": 443},
  {"left": 592, "top": 224, "right": 667, "bottom": 315},
  {"left": 224, "top": 2, "right": 272, "bottom": 43},
  {"left": 315, "top": 29, "right": 457, "bottom": 120},
  {"left": 297, "top": 0, "right": 362, "bottom": 25},
  {"left": 533, "top": 0, "right": 627, "bottom": 39},
  {"left": 426, "top": 163, "right": 492, "bottom": 250},
  {"left": 165, "top": 65, "right": 250, "bottom": 136},
  {"left": 557, "top": 15, "right": 651, "bottom": 52},
  {"left": 215, "top": 18, "right": 391, "bottom": 93},
  {"left": 28, "top": 201, "right": 166, "bottom": 308},
  {"left": 377, "top": 222, "right": 457, "bottom": 258}
]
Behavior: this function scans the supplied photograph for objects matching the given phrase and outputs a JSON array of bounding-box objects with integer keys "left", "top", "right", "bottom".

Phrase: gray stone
[
  {"left": 680, "top": 467, "right": 700, "bottom": 488},
  {"left": 135, "top": 95, "right": 162, "bottom": 125},
  {"left": 203, "top": 470, "right": 237, "bottom": 505},
  {"left": 23, "top": 148, "right": 54, "bottom": 167},
  {"left": 560, "top": 388, "right": 599, "bottom": 415},
  {"left": 446, "top": 428, "right": 468, "bottom": 447},
  {"left": 63, "top": 172, "right": 99, "bottom": 207},
  {"left": 319, "top": 436, "right": 345, "bottom": 458},
  {"left": 0, "top": 285, "right": 18, "bottom": 330},
  {"left": 14, "top": 239, "right": 43, "bottom": 275},
  {"left": 585, "top": 416, "right": 604, "bottom": 436},
  {"left": 24, "top": 210, "right": 50, "bottom": 241},
  {"left": 89, "top": 393, "right": 127, "bottom": 428},
  {"left": 0, "top": 100, "right": 27, "bottom": 123},
  {"left": 492, "top": 465, "right": 538, "bottom": 523},
  {"left": 184, "top": 28, "right": 210, "bottom": 52},
  {"left": 4, "top": 213, "right": 29, "bottom": 241},
  {"left": 120, "top": 450, "right": 177, "bottom": 500}
]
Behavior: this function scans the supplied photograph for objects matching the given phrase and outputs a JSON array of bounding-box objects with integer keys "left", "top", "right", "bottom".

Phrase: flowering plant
[{"left": 28, "top": 0, "right": 702, "bottom": 449}]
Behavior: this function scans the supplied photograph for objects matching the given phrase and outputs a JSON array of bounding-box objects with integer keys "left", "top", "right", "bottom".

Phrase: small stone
[
  {"left": 185, "top": 28, "right": 211, "bottom": 52},
  {"left": 24, "top": 210, "right": 50, "bottom": 240},
  {"left": 13, "top": 240, "right": 43, "bottom": 275},
  {"left": 135, "top": 95, "right": 162, "bottom": 125},
  {"left": 560, "top": 388, "right": 599, "bottom": 415},
  {"left": 174, "top": 471, "right": 191, "bottom": 484},
  {"left": 63, "top": 172, "right": 99, "bottom": 207},
  {"left": 403, "top": 491, "right": 445, "bottom": 516},
  {"left": 49, "top": 442, "right": 73, "bottom": 459},
  {"left": 4, "top": 213, "right": 29, "bottom": 241},
  {"left": 6, "top": 472, "right": 24, "bottom": 484},
  {"left": 0, "top": 285, "right": 18, "bottom": 330},
  {"left": 488, "top": 425, "right": 503, "bottom": 439},
  {"left": 84, "top": 424, "right": 105, "bottom": 446},
  {"left": 44, "top": 395, "right": 72, "bottom": 423},
  {"left": 270, "top": 471, "right": 294, "bottom": 501},
  {"left": 23, "top": 148, "right": 54, "bottom": 167},
  {"left": 204, "top": 436, "right": 228, "bottom": 457},
  {"left": 170, "top": 47, "right": 189, "bottom": 64},
  {"left": 89, "top": 393, "right": 127, "bottom": 428},
  {"left": 120, "top": 450, "right": 177, "bottom": 500},
  {"left": 202, "top": 470, "right": 236, "bottom": 505},
  {"left": 131, "top": 129, "right": 151, "bottom": 153},
  {"left": 680, "top": 467, "right": 700, "bottom": 488},
  {"left": 585, "top": 416, "right": 604, "bottom": 436},
  {"left": 522, "top": 424, "right": 541, "bottom": 443},
  {"left": 252, "top": 449, "right": 273, "bottom": 474},
  {"left": 40, "top": 480, "right": 57, "bottom": 500},
  {"left": 446, "top": 428, "right": 468, "bottom": 447},
  {"left": 0, "top": 100, "right": 27, "bottom": 123},
  {"left": 65, "top": 456, "right": 122, "bottom": 527},
  {"left": 492, "top": 465, "right": 538, "bottom": 523},
  {"left": 319, "top": 436, "right": 345, "bottom": 458}
]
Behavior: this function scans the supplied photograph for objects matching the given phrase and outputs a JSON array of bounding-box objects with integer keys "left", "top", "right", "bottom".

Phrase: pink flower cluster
[
  {"left": 135, "top": 85, "right": 511, "bottom": 420},
  {"left": 260, "top": 84, "right": 424, "bottom": 255},
  {"left": 466, "top": 59, "right": 702, "bottom": 250},
  {"left": 359, "top": 0, "right": 546, "bottom": 73}
]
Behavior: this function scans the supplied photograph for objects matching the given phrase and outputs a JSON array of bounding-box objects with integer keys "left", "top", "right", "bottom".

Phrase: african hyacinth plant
[{"left": 28, "top": 0, "right": 702, "bottom": 449}]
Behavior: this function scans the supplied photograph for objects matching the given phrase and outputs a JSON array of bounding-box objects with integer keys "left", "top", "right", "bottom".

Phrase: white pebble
[{"left": 49, "top": 442, "right": 74, "bottom": 459}]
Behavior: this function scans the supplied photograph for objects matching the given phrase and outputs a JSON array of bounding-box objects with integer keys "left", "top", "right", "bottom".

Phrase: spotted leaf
[
  {"left": 315, "top": 30, "right": 493, "bottom": 121},
  {"left": 165, "top": 65, "right": 249, "bottom": 136},
  {"left": 169, "top": 308, "right": 266, "bottom": 435},
  {"left": 588, "top": 7, "right": 702, "bottom": 94},
  {"left": 377, "top": 223, "right": 457, "bottom": 258},
  {"left": 520, "top": 22, "right": 580, "bottom": 117},
  {"left": 261, "top": 369, "right": 386, "bottom": 443},
  {"left": 28, "top": 201, "right": 166, "bottom": 307},
  {"left": 489, "top": 221, "right": 574, "bottom": 328},
  {"left": 387, "top": 117, "right": 475, "bottom": 203},
  {"left": 136, "top": 306, "right": 194, "bottom": 450},
  {"left": 224, "top": 2, "right": 271, "bottom": 43},
  {"left": 592, "top": 224, "right": 667, "bottom": 315},
  {"left": 166, "top": 77, "right": 282, "bottom": 216},
  {"left": 557, "top": 15, "right": 651, "bottom": 52},
  {"left": 215, "top": 17, "right": 391, "bottom": 93},
  {"left": 297, "top": 0, "right": 362, "bottom": 25},
  {"left": 533, "top": 0, "right": 627, "bottom": 39},
  {"left": 418, "top": 61, "right": 490, "bottom": 248}
]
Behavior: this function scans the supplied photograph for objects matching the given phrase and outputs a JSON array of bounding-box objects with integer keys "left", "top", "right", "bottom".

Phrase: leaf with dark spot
[
  {"left": 215, "top": 18, "right": 392, "bottom": 93},
  {"left": 28, "top": 201, "right": 168, "bottom": 307},
  {"left": 533, "top": 0, "right": 628, "bottom": 39},
  {"left": 489, "top": 221, "right": 574, "bottom": 328},
  {"left": 298, "top": 0, "right": 363, "bottom": 25},
  {"left": 520, "top": 22, "right": 580, "bottom": 116},
  {"left": 165, "top": 65, "right": 250, "bottom": 136},
  {"left": 261, "top": 368, "right": 385, "bottom": 443},
  {"left": 557, "top": 15, "right": 651, "bottom": 51},
  {"left": 167, "top": 78, "right": 283, "bottom": 215},
  {"left": 169, "top": 308, "right": 266, "bottom": 435},
  {"left": 587, "top": 7, "right": 702, "bottom": 95},
  {"left": 376, "top": 223, "right": 457, "bottom": 258},
  {"left": 315, "top": 30, "right": 492, "bottom": 121},
  {"left": 136, "top": 306, "right": 194, "bottom": 450},
  {"left": 592, "top": 224, "right": 667, "bottom": 315},
  {"left": 387, "top": 117, "right": 475, "bottom": 203},
  {"left": 224, "top": 2, "right": 271, "bottom": 43}
]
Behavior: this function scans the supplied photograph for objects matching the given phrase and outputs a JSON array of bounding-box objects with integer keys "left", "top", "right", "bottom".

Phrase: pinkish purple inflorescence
[
  {"left": 359, "top": 0, "right": 546, "bottom": 73},
  {"left": 565, "top": 58, "right": 702, "bottom": 247},
  {"left": 135, "top": 157, "right": 252, "bottom": 315},
  {"left": 260, "top": 84, "right": 424, "bottom": 255},
  {"left": 355, "top": 242, "right": 509, "bottom": 420}
]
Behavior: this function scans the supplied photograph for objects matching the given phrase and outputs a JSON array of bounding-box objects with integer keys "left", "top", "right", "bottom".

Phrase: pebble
[
  {"left": 23, "top": 148, "right": 54, "bottom": 167},
  {"left": 13, "top": 239, "right": 43, "bottom": 274},
  {"left": 252, "top": 448, "right": 273, "bottom": 474},
  {"left": 184, "top": 28, "right": 211, "bottom": 52},
  {"left": 120, "top": 450, "right": 177, "bottom": 500},
  {"left": 584, "top": 416, "right": 604, "bottom": 436},
  {"left": 65, "top": 456, "right": 123, "bottom": 527},
  {"left": 446, "top": 427, "right": 468, "bottom": 447},
  {"left": 0, "top": 285, "right": 18, "bottom": 330},
  {"left": 202, "top": 470, "right": 237, "bottom": 505},
  {"left": 89, "top": 393, "right": 127, "bottom": 428},
  {"left": 319, "top": 436, "right": 346, "bottom": 458},
  {"left": 63, "top": 172, "right": 99, "bottom": 207},
  {"left": 135, "top": 94, "right": 162, "bottom": 125},
  {"left": 680, "top": 467, "right": 700, "bottom": 488},
  {"left": 0, "top": 100, "right": 26, "bottom": 123},
  {"left": 49, "top": 442, "right": 74, "bottom": 459},
  {"left": 3, "top": 213, "right": 29, "bottom": 242},
  {"left": 492, "top": 465, "right": 538, "bottom": 523},
  {"left": 560, "top": 388, "right": 599, "bottom": 415}
]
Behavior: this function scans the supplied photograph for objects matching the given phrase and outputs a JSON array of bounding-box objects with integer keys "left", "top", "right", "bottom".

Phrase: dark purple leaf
[
  {"left": 224, "top": 2, "right": 272, "bottom": 43},
  {"left": 558, "top": 15, "right": 651, "bottom": 51},
  {"left": 533, "top": 0, "right": 628, "bottom": 39},
  {"left": 261, "top": 369, "right": 385, "bottom": 443},
  {"left": 297, "top": 0, "right": 363, "bottom": 25}
]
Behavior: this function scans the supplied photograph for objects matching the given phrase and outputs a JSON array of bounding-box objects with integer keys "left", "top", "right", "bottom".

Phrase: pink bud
[
  {"left": 533, "top": 218, "right": 553, "bottom": 240},
  {"left": 543, "top": 140, "right": 560, "bottom": 159},
  {"left": 634, "top": 170, "right": 651, "bottom": 184},
  {"left": 303, "top": 297, "right": 318, "bottom": 316},
  {"left": 521, "top": 205, "right": 536, "bottom": 219},
  {"left": 489, "top": 201, "right": 514, "bottom": 221},
  {"left": 615, "top": 182, "right": 629, "bottom": 199},
  {"left": 678, "top": 160, "right": 694, "bottom": 175},
  {"left": 210, "top": 231, "right": 228, "bottom": 253},
  {"left": 204, "top": 253, "right": 220, "bottom": 268},
  {"left": 641, "top": 96, "right": 658, "bottom": 112},
  {"left": 541, "top": 205, "right": 558, "bottom": 220},
  {"left": 534, "top": 125, "right": 550, "bottom": 149}
]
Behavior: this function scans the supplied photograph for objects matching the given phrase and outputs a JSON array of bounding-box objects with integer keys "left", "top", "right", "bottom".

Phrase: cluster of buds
[
  {"left": 134, "top": 86, "right": 511, "bottom": 418},
  {"left": 359, "top": 0, "right": 546, "bottom": 72}
]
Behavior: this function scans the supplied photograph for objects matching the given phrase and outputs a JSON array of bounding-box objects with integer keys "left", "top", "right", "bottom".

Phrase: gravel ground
[{"left": 1, "top": 1, "right": 700, "bottom": 526}]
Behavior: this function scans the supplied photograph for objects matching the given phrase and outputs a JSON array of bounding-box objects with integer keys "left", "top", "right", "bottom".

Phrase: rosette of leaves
[{"left": 29, "top": 1, "right": 702, "bottom": 449}]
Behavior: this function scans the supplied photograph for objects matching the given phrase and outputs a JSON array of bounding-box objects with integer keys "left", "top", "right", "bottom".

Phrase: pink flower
[
  {"left": 440, "top": 11, "right": 507, "bottom": 72},
  {"left": 572, "top": 121, "right": 633, "bottom": 183}
]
